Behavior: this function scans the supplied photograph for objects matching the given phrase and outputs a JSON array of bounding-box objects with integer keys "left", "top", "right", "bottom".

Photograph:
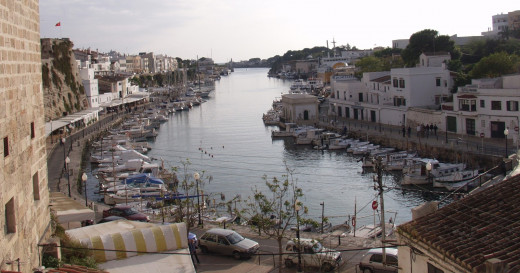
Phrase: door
[
  {"left": 446, "top": 116, "right": 457, "bottom": 132},
  {"left": 491, "top": 121, "right": 506, "bottom": 138},
  {"left": 303, "top": 110, "right": 309, "bottom": 120},
  {"left": 354, "top": 109, "right": 359, "bottom": 120},
  {"left": 370, "top": 110, "right": 376, "bottom": 122},
  {"left": 216, "top": 235, "right": 232, "bottom": 255}
]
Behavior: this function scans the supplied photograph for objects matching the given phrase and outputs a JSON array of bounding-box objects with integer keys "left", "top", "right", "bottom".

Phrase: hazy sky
[{"left": 40, "top": 0, "right": 518, "bottom": 63}]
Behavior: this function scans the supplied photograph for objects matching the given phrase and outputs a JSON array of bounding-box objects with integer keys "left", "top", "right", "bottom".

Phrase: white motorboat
[
  {"left": 433, "top": 169, "right": 480, "bottom": 190},
  {"left": 402, "top": 159, "right": 468, "bottom": 185},
  {"left": 346, "top": 141, "right": 370, "bottom": 153},
  {"left": 295, "top": 129, "right": 323, "bottom": 145}
]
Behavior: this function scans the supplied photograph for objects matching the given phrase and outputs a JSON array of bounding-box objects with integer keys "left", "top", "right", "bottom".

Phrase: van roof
[{"left": 368, "top": 247, "right": 398, "bottom": 256}]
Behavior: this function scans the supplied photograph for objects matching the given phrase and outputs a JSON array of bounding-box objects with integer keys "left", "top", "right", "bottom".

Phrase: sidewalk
[
  {"left": 319, "top": 116, "right": 513, "bottom": 159},
  {"left": 46, "top": 112, "right": 129, "bottom": 219}
]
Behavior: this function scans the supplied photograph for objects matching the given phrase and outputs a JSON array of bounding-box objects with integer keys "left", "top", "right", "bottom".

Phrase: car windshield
[
  {"left": 226, "top": 232, "right": 244, "bottom": 244},
  {"left": 124, "top": 208, "right": 138, "bottom": 215},
  {"left": 312, "top": 242, "right": 323, "bottom": 253}
]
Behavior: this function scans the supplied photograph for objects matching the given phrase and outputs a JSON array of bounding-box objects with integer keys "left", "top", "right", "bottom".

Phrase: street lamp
[
  {"left": 65, "top": 156, "right": 71, "bottom": 197},
  {"left": 333, "top": 103, "right": 337, "bottom": 124},
  {"left": 61, "top": 137, "right": 67, "bottom": 170},
  {"left": 82, "top": 173, "right": 88, "bottom": 207},
  {"left": 295, "top": 200, "right": 302, "bottom": 273},
  {"left": 194, "top": 172, "right": 202, "bottom": 227},
  {"left": 426, "top": 161, "right": 433, "bottom": 184},
  {"left": 504, "top": 128, "right": 509, "bottom": 158}
]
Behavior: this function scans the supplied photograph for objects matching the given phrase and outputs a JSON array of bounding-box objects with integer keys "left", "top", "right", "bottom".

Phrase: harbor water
[{"left": 141, "top": 68, "right": 445, "bottom": 226}]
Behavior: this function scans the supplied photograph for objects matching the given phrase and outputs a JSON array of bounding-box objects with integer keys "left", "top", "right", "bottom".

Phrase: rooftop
[{"left": 398, "top": 174, "right": 520, "bottom": 271}]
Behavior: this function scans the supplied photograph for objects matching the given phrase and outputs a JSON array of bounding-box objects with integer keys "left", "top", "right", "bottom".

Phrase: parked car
[
  {"left": 358, "top": 247, "right": 398, "bottom": 273},
  {"left": 98, "top": 215, "right": 126, "bottom": 223},
  {"left": 102, "top": 206, "right": 150, "bottom": 222},
  {"left": 284, "top": 238, "right": 342, "bottom": 272},
  {"left": 198, "top": 228, "right": 259, "bottom": 259}
]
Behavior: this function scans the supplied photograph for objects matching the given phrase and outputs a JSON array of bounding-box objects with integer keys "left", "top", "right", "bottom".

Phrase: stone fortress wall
[{"left": 0, "top": 0, "right": 51, "bottom": 272}]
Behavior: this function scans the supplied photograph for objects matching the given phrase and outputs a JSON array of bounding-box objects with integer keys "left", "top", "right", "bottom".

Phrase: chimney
[
  {"left": 411, "top": 201, "right": 439, "bottom": 220},
  {"left": 485, "top": 258, "right": 508, "bottom": 273}
]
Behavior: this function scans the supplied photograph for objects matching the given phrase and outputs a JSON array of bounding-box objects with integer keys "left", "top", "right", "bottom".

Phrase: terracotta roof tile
[{"left": 398, "top": 175, "right": 520, "bottom": 271}]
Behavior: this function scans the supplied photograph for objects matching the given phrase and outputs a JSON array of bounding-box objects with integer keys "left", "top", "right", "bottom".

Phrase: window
[
  {"left": 358, "top": 93, "right": 363, "bottom": 102},
  {"left": 393, "top": 78, "right": 398, "bottom": 87},
  {"left": 436, "top": 77, "right": 441, "bottom": 87},
  {"left": 33, "top": 172, "right": 40, "bottom": 200},
  {"left": 345, "top": 107, "right": 350, "bottom": 118},
  {"left": 30, "top": 122, "right": 36, "bottom": 139},
  {"left": 5, "top": 198, "right": 16, "bottom": 233},
  {"left": 3, "top": 136, "right": 8, "bottom": 157},
  {"left": 459, "top": 99, "right": 476, "bottom": 111},
  {"left": 369, "top": 254, "right": 383, "bottom": 263},
  {"left": 480, "top": 100, "right": 485, "bottom": 108},
  {"left": 491, "top": 101, "right": 502, "bottom": 110},
  {"left": 399, "top": 78, "right": 405, "bottom": 88},
  {"left": 427, "top": 263, "right": 444, "bottom": 273},
  {"left": 507, "top": 101, "right": 519, "bottom": 111}
]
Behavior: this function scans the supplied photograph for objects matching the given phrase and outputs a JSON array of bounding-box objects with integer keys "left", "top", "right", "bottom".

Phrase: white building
[
  {"left": 392, "top": 39, "right": 409, "bottom": 49},
  {"left": 329, "top": 53, "right": 453, "bottom": 127},
  {"left": 444, "top": 74, "right": 520, "bottom": 142},
  {"left": 79, "top": 67, "right": 100, "bottom": 108},
  {"left": 482, "top": 13, "right": 509, "bottom": 37},
  {"left": 281, "top": 94, "right": 319, "bottom": 124},
  {"left": 340, "top": 49, "right": 373, "bottom": 64}
]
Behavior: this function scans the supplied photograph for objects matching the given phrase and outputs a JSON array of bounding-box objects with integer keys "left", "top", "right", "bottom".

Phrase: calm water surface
[{"left": 146, "top": 68, "right": 443, "bottom": 226}]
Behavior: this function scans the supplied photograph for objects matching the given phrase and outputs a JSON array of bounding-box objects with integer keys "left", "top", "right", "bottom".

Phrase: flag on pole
[{"left": 55, "top": 22, "right": 61, "bottom": 27}]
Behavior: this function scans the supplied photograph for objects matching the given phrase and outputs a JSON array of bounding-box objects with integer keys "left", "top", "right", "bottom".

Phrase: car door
[
  {"left": 216, "top": 235, "right": 232, "bottom": 255},
  {"left": 303, "top": 245, "right": 316, "bottom": 267},
  {"left": 201, "top": 233, "right": 217, "bottom": 252}
]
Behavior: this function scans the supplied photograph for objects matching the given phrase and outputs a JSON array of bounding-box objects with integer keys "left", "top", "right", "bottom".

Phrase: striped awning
[{"left": 77, "top": 222, "right": 187, "bottom": 263}]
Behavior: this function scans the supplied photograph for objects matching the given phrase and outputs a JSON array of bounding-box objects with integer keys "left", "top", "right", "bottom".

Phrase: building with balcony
[{"left": 443, "top": 74, "right": 520, "bottom": 141}]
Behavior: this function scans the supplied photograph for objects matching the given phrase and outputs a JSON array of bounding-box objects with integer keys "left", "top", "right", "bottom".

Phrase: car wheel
[
  {"left": 199, "top": 245, "right": 208, "bottom": 253},
  {"left": 363, "top": 268, "right": 373, "bottom": 273},
  {"left": 322, "top": 262, "right": 334, "bottom": 272},
  {"left": 233, "top": 251, "right": 242, "bottom": 260},
  {"left": 284, "top": 259, "right": 294, "bottom": 268}
]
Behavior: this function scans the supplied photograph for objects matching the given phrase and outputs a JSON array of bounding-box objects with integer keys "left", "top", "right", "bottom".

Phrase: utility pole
[
  {"left": 320, "top": 202, "right": 325, "bottom": 233},
  {"left": 376, "top": 156, "right": 387, "bottom": 265}
]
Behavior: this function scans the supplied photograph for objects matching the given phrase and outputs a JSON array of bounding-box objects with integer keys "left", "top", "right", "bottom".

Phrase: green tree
[
  {"left": 243, "top": 168, "right": 306, "bottom": 273},
  {"left": 354, "top": 56, "right": 384, "bottom": 78},
  {"left": 469, "top": 52, "right": 520, "bottom": 79},
  {"left": 153, "top": 73, "right": 165, "bottom": 87},
  {"left": 401, "top": 29, "right": 457, "bottom": 67}
]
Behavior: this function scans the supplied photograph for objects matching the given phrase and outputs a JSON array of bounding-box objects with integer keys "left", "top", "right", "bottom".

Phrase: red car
[{"left": 102, "top": 206, "right": 150, "bottom": 222}]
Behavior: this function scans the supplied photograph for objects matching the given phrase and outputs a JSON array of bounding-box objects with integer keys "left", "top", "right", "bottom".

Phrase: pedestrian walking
[
  {"left": 416, "top": 124, "right": 421, "bottom": 137},
  {"left": 188, "top": 236, "right": 200, "bottom": 264},
  {"left": 434, "top": 124, "right": 438, "bottom": 136},
  {"left": 402, "top": 125, "right": 406, "bottom": 137},
  {"left": 407, "top": 126, "right": 411, "bottom": 138}
]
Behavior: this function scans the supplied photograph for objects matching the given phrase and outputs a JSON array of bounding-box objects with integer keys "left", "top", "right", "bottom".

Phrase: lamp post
[
  {"left": 194, "top": 172, "right": 202, "bottom": 227},
  {"left": 426, "top": 161, "right": 433, "bottom": 185},
  {"left": 82, "top": 173, "right": 88, "bottom": 207},
  {"left": 333, "top": 103, "right": 337, "bottom": 124},
  {"left": 65, "top": 156, "right": 71, "bottom": 197},
  {"left": 61, "top": 137, "right": 67, "bottom": 170},
  {"left": 504, "top": 128, "right": 509, "bottom": 158},
  {"left": 295, "top": 200, "right": 302, "bottom": 273}
]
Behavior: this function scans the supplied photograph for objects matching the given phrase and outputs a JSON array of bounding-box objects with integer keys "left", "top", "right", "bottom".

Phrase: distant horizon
[{"left": 40, "top": 0, "right": 519, "bottom": 63}]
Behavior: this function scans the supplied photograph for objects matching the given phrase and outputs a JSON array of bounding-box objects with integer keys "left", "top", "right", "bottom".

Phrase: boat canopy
[{"left": 123, "top": 173, "right": 164, "bottom": 185}]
